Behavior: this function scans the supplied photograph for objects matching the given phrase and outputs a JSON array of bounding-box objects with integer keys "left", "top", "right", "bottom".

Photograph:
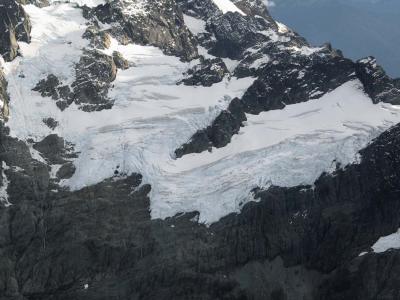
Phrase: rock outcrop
[
  {"left": 180, "top": 57, "right": 229, "bottom": 86},
  {"left": 0, "top": 0, "right": 31, "bottom": 61},
  {"left": 72, "top": 49, "right": 117, "bottom": 111},
  {"left": 83, "top": 0, "right": 198, "bottom": 61},
  {"left": 17, "top": 0, "right": 49, "bottom": 7},
  {"left": 0, "top": 68, "right": 9, "bottom": 120},
  {"left": 356, "top": 56, "right": 400, "bottom": 104},
  {"left": 33, "top": 49, "right": 118, "bottom": 111}
]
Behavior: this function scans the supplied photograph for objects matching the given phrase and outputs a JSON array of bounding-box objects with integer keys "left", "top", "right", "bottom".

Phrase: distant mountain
[{"left": 270, "top": 0, "right": 400, "bottom": 77}]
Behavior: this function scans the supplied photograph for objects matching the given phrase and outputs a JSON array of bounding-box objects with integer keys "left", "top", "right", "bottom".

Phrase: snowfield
[{"left": 3, "top": 2, "right": 400, "bottom": 223}]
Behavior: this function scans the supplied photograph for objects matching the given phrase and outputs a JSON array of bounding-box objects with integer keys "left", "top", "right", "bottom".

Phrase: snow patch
[
  {"left": 288, "top": 45, "right": 323, "bottom": 56},
  {"left": 212, "top": 0, "right": 246, "bottom": 15},
  {"left": 183, "top": 14, "right": 207, "bottom": 36},
  {"left": 276, "top": 21, "right": 289, "bottom": 34},
  {"left": 372, "top": 229, "right": 400, "bottom": 253},
  {"left": 249, "top": 55, "right": 270, "bottom": 69}
]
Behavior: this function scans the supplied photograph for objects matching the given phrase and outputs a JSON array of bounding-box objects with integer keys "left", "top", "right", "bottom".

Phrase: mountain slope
[
  {"left": 1, "top": 0, "right": 400, "bottom": 299},
  {"left": 270, "top": 0, "right": 400, "bottom": 78}
]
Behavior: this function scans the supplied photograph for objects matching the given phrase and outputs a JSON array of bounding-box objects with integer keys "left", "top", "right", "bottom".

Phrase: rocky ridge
[
  {"left": 0, "top": 0, "right": 31, "bottom": 62},
  {"left": 174, "top": 4, "right": 400, "bottom": 157}
]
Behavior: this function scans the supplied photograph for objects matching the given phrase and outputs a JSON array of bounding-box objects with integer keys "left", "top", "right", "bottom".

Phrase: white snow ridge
[{"left": 4, "top": 1, "right": 400, "bottom": 223}]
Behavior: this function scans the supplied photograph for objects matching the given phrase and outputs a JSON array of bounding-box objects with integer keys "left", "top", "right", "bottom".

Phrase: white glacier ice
[{"left": 4, "top": 2, "right": 400, "bottom": 223}]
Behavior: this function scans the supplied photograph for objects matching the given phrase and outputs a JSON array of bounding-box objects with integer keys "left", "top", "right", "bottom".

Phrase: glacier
[{"left": 2, "top": 1, "right": 400, "bottom": 223}]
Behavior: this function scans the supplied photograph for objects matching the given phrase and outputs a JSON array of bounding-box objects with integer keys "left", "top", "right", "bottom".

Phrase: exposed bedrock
[
  {"left": 176, "top": 0, "right": 220, "bottom": 20},
  {"left": 355, "top": 56, "right": 400, "bottom": 105},
  {"left": 83, "top": 0, "right": 198, "bottom": 61},
  {"left": 33, "top": 49, "right": 118, "bottom": 112},
  {"left": 180, "top": 57, "right": 229, "bottom": 87},
  {"left": 16, "top": 0, "right": 49, "bottom": 7},
  {"left": 1, "top": 119, "right": 400, "bottom": 299},
  {"left": 0, "top": 0, "right": 31, "bottom": 62},
  {"left": 206, "top": 12, "right": 266, "bottom": 59},
  {"left": 175, "top": 97, "right": 246, "bottom": 157},
  {"left": 176, "top": 51, "right": 357, "bottom": 157},
  {"left": 0, "top": 69, "right": 10, "bottom": 120}
]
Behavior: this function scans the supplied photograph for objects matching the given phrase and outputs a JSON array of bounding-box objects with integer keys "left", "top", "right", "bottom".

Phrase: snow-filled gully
[{"left": 3, "top": 2, "right": 400, "bottom": 223}]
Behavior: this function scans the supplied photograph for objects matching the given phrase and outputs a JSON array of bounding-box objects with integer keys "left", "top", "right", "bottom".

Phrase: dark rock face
[
  {"left": 180, "top": 57, "right": 228, "bottom": 86},
  {"left": 317, "top": 250, "right": 400, "bottom": 299},
  {"left": 176, "top": 0, "right": 219, "bottom": 20},
  {"left": 207, "top": 12, "right": 272, "bottom": 60},
  {"left": 32, "top": 74, "right": 73, "bottom": 111},
  {"left": 17, "top": 0, "right": 49, "bottom": 7},
  {"left": 0, "top": 0, "right": 31, "bottom": 61},
  {"left": 82, "top": 25, "right": 112, "bottom": 49},
  {"left": 355, "top": 56, "right": 400, "bottom": 104},
  {"left": 175, "top": 98, "right": 246, "bottom": 157},
  {"left": 33, "top": 134, "right": 77, "bottom": 166},
  {"left": 0, "top": 69, "right": 10, "bottom": 120},
  {"left": 33, "top": 50, "right": 117, "bottom": 111},
  {"left": 232, "top": 0, "right": 275, "bottom": 22},
  {"left": 240, "top": 52, "right": 356, "bottom": 114},
  {"left": 84, "top": 0, "right": 198, "bottom": 61},
  {"left": 42, "top": 117, "right": 59, "bottom": 130},
  {"left": 2, "top": 120, "right": 400, "bottom": 299},
  {"left": 33, "top": 74, "right": 69, "bottom": 101},
  {"left": 112, "top": 51, "right": 130, "bottom": 70},
  {"left": 72, "top": 49, "right": 117, "bottom": 112}
]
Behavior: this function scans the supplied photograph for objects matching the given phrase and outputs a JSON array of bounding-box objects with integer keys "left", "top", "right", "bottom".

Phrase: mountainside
[
  {"left": 269, "top": 0, "right": 400, "bottom": 78},
  {"left": 1, "top": 0, "right": 400, "bottom": 299}
]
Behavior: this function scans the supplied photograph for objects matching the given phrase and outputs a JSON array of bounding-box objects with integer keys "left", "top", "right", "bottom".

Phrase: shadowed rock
[
  {"left": 83, "top": 0, "right": 198, "bottom": 61},
  {"left": 180, "top": 57, "right": 229, "bottom": 87},
  {"left": 83, "top": 25, "right": 112, "bottom": 49},
  {"left": 112, "top": 51, "right": 130, "bottom": 70},
  {"left": 72, "top": 49, "right": 117, "bottom": 112},
  {"left": 0, "top": 69, "right": 10, "bottom": 120},
  {"left": 0, "top": 0, "right": 31, "bottom": 61},
  {"left": 355, "top": 56, "right": 400, "bottom": 105},
  {"left": 33, "top": 50, "right": 118, "bottom": 112}
]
